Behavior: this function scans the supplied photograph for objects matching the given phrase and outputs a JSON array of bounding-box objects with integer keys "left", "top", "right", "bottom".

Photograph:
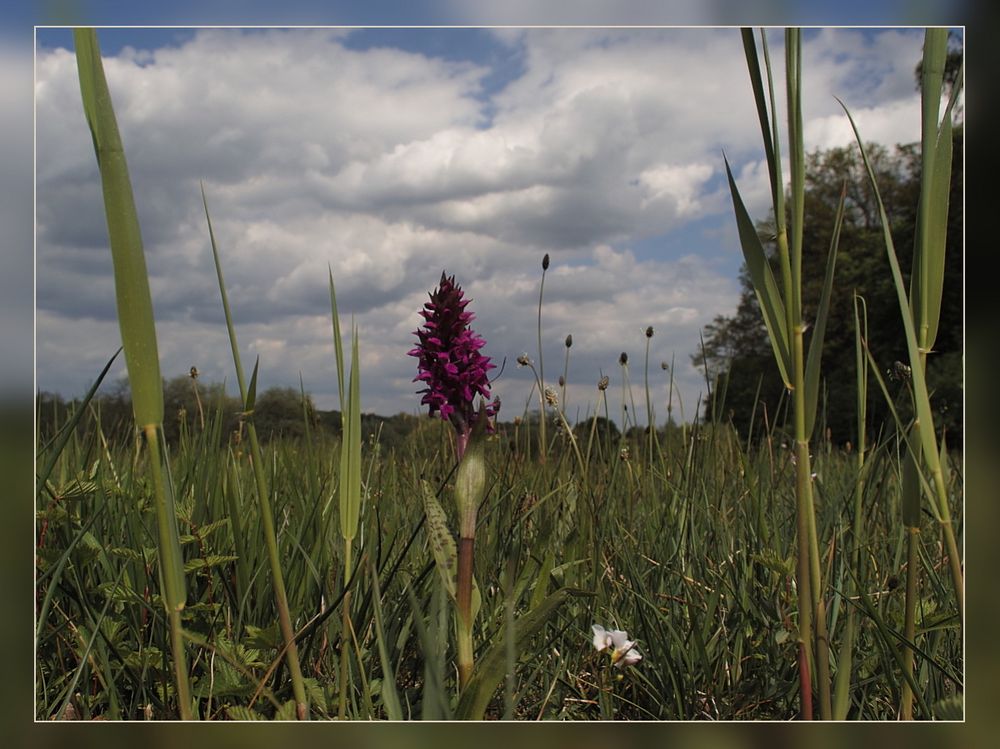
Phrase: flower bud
[
  {"left": 619, "top": 351, "right": 628, "bottom": 366},
  {"left": 645, "top": 326, "right": 654, "bottom": 338},
  {"left": 565, "top": 334, "right": 573, "bottom": 348},
  {"left": 542, "top": 253, "right": 550, "bottom": 270}
]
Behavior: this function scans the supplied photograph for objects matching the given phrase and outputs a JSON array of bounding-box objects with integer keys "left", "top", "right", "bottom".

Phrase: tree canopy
[{"left": 695, "top": 131, "right": 963, "bottom": 446}]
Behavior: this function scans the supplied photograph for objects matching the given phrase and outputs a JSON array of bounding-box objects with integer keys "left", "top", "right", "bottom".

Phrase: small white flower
[{"left": 591, "top": 624, "right": 643, "bottom": 668}]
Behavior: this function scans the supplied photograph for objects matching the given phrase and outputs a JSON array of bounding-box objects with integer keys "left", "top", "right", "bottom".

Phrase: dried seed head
[
  {"left": 517, "top": 353, "right": 532, "bottom": 367},
  {"left": 619, "top": 351, "right": 628, "bottom": 366},
  {"left": 645, "top": 326, "right": 654, "bottom": 339},
  {"left": 598, "top": 375, "right": 610, "bottom": 391},
  {"left": 565, "top": 333, "right": 573, "bottom": 349},
  {"left": 189, "top": 366, "right": 199, "bottom": 380},
  {"left": 542, "top": 253, "right": 550, "bottom": 270},
  {"left": 890, "top": 360, "right": 912, "bottom": 382},
  {"left": 661, "top": 361, "right": 669, "bottom": 371},
  {"left": 544, "top": 386, "right": 559, "bottom": 407},
  {"left": 558, "top": 375, "right": 565, "bottom": 387}
]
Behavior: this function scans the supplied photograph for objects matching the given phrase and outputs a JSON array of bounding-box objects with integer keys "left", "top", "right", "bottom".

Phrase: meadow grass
[
  {"left": 35, "top": 373, "right": 963, "bottom": 719},
  {"left": 34, "top": 27, "right": 963, "bottom": 721}
]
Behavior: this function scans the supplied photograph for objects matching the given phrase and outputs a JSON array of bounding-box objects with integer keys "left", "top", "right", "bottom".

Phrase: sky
[{"left": 30, "top": 24, "right": 957, "bottom": 426}]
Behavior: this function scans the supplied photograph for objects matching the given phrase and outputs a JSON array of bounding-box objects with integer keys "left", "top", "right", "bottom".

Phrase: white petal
[
  {"left": 591, "top": 624, "right": 610, "bottom": 651},
  {"left": 608, "top": 629, "right": 631, "bottom": 650}
]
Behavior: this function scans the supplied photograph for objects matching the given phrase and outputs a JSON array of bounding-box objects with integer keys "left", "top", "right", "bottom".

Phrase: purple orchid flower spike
[{"left": 409, "top": 271, "right": 499, "bottom": 459}]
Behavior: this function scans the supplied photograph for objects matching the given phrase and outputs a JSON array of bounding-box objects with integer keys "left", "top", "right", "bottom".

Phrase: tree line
[{"left": 694, "top": 130, "right": 962, "bottom": 447}]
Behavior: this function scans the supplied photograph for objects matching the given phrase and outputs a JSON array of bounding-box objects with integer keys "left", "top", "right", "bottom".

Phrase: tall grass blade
[
  {"left": 340, "top": 328, "right": 362, "bottom": 543},
  {"left": 723, "top": 157, "right": 791, "bottom": 387},
  {"left": 367, "top": 557, "right": 403, "bottom": 720},
  {"left": 73, "top": 31, "right": 162, "bottom": 428},
  {"left": 73, "top": 28, "right": 191, "bottom": 718},
  {"left": 804, "top": 184, "right": 846, "bottom": 437},
  {"left": 201, "top": 187, "right": 309, "bottom": 719},
  {"left": 911, "top": 29, "right": 950, "bottom": 350},
  {"left": 837, "top": 96, "right": 963, "bottom": 622}
]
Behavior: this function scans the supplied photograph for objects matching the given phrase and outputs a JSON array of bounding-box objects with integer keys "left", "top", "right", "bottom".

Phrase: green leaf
[
  {"left": 455, "top": 587, "right": 594, "bottom": 720},
  {"left": 902, "top": 423, "right": 922, "bottom": 528},
  {"left": 339, "top": 326, "right": 362, "bottom": 542},
  {"left": 724, "top": 156, "right": 792, "bottom": 387},
  {"left": 368, "top": 556, "right": 403, "bottom": 720},
  {"left": 837, "top": 99, "right": 945, "bottom": 511},
  {"left": 74, "top": 29, "right": 163, "bottom": 428},
  {"left": 530, "top": 550, "right": 555, "bottom": 611},
  {"left": 421, "top": 481, "right": 458, "bottom": 600},
  {"left": 932, "top": 694, "right": 963, "bottom": 721},
  {"left": 741, "top": 29, "right": 782, "bottom": 220},
  {"left": 912, "top": 32, "right": 960, "bottom": 351},
  {"left": 245, "top": 357, "right": 260, "bottom": 413},
  {"left": 226, "top": 705, "right": 267, "bottom": 721},
  {"left": 804, "top": 182, "right": 845, "bottom": 436},
  {"left": 328, "top": 268, "right": 346, "bottom": 412}
]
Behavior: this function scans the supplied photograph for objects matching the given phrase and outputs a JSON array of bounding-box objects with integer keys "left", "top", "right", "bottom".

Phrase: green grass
[
  {"left": 35, "top": 393, "right": 962, "bottom": 719},
  {"left": 35, "top": 26, "right": 962, "bottom": 721}
]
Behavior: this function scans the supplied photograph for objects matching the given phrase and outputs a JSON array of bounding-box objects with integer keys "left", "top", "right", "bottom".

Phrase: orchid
[
  {"left": 408, "top": 271, "right": 499, "bottom": 458},
  {"left": 591, "top": 624, "right": 643, "bottom": 669}
]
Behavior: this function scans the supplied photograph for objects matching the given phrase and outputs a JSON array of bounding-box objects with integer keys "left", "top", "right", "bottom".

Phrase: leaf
[
  {"left": 902, "top": 423, "right": 922, "bottom": 528},
  {"left": 724, "top": 156, "right": 791, "bottom": 388},
  {"left": 245, "top": 357, "right": 260, "bottom": 413},
  {"left": 837, "top": 98, "right": 945, "bottom": 516},
  {"left": 226, "top": 705, "right": 267, "bottom": 721},
  {"left": 421, "top": 480, "right": 458, "bottom": 600},
  {"left": 912, "top": 37, "right": 961, "bottom": 351},
  {"left": 184, "top": 555, "right": 239, "bottom": 573},
  {"left": 74, "top": 29, "right": 163, "bottom": 428},
  {"left": 804, "top": 181, "right": 845, "bottom": 437},
  {"left": 339, "top": 326, "right": 362, "bottom": 542},
  {"left": 932, "top": 694, "right": 963, "bottom": 721},
  {"left": 455, "top": 587, "right": 594, "bottom": 720},
  {"left": 368, "top": 556, "right": 403, "bottom": 720},
  {"left": 741, "top": 29, "right": 782, "bottom": 219}
]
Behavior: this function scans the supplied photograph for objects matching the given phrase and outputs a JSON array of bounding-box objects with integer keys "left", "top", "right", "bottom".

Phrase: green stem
[
  {"left": 144, "top": 425, "right": 193, "bottom": 720},
  {"left": 792, "top": 323, "right": 832, "bottom": 721},
  {"left": 339, "top": 537, "right": 352, "bottom": 719},
  {"left": 456, "top": 536, "right": 475, "bottom": 691},
  {"left": 901, "top": 526, "right": 920, "bottom": 719},
  {"left": 246, "top": 422, "right": 309, "bottom": 719},
  {"left": 537, "top": 267, "right": 548, "bottom": 463}
]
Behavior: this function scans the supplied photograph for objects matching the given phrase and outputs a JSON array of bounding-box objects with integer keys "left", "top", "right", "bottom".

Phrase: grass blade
[
  {"left": 723, "top": 156, "right": 791, "bottom": 387},
  {"left": 804, "top": 182, "right": 846, "bottom": 437}
]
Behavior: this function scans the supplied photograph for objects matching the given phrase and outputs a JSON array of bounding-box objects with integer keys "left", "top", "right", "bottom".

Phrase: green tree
[{"left": 697, "top": 134, "right": 963, "bottom": 445}]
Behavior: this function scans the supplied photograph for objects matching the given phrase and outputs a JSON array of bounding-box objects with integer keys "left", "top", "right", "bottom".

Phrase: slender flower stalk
[
  {"left": 643, "top": 327, "right": 656, "bottom": 465},
  {"left": 536, "top": 254, "right": 549, "bottom": 462},
  {"left": 561, "top": 334, "right": 573, "bottom": 419}
]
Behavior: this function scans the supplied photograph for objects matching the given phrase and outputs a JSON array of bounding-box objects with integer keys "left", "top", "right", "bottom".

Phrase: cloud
[{"left": 35, "top": 27, "right": 930, "bottom": 423}]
